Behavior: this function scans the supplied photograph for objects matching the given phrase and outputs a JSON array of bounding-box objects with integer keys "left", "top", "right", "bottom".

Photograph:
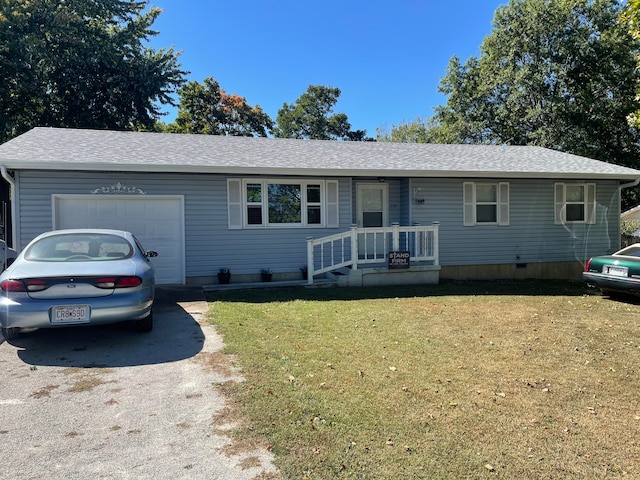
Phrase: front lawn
[{"left": 207, "top": 281, "right": 640, "bottom": 479}]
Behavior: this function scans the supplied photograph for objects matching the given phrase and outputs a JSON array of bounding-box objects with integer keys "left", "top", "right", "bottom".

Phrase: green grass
[{"left": 207, "top": 281, "right": 640, "bottom": 479}]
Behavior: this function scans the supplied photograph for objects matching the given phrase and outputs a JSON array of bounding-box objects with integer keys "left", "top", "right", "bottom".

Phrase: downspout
[
  {"left": 1, "top": 165, "right": 17, "bottom": 250},
  {"left": 620, "top": 178, "right": 640, "bottom": 214},
  {"left": 620, "top": 178, "right": 640, "bottom": 191}
]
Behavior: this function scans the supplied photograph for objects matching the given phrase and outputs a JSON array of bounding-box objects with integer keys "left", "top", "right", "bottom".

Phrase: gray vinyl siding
[
  {"left": 411, "top": 178, "right": 620, "bottom": 266},
  {"left": 14, "top": 171, "right": 351, "bottom": 278},
  {"left": 388, "top": 180, "right": 402, "bottom": 225},
  {"left": 399, "top": 178, "right": 411, "bottom": 226},
  {"left": 13, "top": 171, "right": 621, "bottom": 278}
]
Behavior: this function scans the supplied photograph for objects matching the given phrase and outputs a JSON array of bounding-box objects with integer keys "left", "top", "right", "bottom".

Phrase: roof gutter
[
  {"left": 3, "top": 162, "right": 640, "bottom": 181},
  {"left": 620, "top": 178, "right": 640, "bottom": 190},
  {"left": 1, "top": 165, "right": 16, "bottom": 249}
]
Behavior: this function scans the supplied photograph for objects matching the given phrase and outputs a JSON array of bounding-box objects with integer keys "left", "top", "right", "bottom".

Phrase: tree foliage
[
  {"left": 619, "top": 0, "right": 640, "bottom": 130},
  {"left": 167, "top": 77, "right": 273, "bottom": 137},
  {"left": 274, "top": 85, "right": 369, "bottom": 141},
  {"left": 376, "top": 117, "right": 430, "bottom": 143},
  {"left": 0, "top": 0, "right": 186, "bottom": 143},
  {"left": 426, "top": 0, "right": 640, "bottom": 172},
  {"left": 621, "top": 0, "right": 640, "bottom": 40}
]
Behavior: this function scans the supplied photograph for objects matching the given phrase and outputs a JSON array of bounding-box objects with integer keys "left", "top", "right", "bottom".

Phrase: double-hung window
[
  {"left": 554, "top": 183, "right": 596, "bottom": 224},
  {"left": 463, "top": 182, "right": 510, "bottom": 226},
  {"left": 227, "top": 179, "right": 339, "bottom": 229}
]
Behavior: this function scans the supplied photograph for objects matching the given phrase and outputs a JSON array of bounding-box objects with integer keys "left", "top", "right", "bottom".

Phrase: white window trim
[
  {"left": 227, "top": 178, "right": 339, "bottom": 229},
  {"left": 554, "top": 183, "right": 596, "bottom": 225},
  {"left": 463, "top": 182, "right": 509, "bottom": 226}
]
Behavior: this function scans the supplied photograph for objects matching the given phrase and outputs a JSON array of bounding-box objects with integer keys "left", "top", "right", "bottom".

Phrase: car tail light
[
  {"left": 1, "top": 280, "right": 27, "bottom": 292},
  {"left": 116, "top": 276, "right": 142, "bottom": 288},
  {"left": 96, "top": 277, "right": 117, "bottom": 288},
  {"left": 26, "top": 279, "right": 47, "bottom": 291},
  {"left": 96, "top": 276, "right": 142, "bottom": 289},
  {"left": 585, "top": 258, "right": 592, "bottom": 271},
  {"left": 0, "top": 279, "right": 47, "bottom": 292}
]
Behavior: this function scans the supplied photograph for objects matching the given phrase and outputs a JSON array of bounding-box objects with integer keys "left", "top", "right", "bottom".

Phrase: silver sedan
[{"left": 0, "top": 229, "right": 157, "bottom": 340}]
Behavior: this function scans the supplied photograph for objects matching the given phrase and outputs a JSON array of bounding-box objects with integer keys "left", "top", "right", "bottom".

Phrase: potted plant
[
  {"left": 261, "top": 268, "right": 273, "bottom": 282},
  {"left": 300, "top": 265, "right": 308, "bottom": 280},
  {"left": 217, "top": 268, "right": 231, "bottom": 284}
]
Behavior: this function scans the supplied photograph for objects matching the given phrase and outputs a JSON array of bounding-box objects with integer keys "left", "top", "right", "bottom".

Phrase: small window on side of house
[{"left": 554, "top": 183, "right": 596, "bottom": 224}]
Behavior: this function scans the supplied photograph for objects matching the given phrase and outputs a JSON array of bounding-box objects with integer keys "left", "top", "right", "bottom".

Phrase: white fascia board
[{"left": 4, "top": 162, "right": 640, "bottom": 181}]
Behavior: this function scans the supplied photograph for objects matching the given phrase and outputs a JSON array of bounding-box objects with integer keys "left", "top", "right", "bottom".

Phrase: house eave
[{"left": 2, "top": 161, "right": 639, "bottom": 181}]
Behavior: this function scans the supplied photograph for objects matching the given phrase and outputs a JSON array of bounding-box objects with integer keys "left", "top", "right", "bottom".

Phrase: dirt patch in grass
[
  {"left": 194, "top": 351, "right": 240, "bottom": 379},
  {"left": 207, "top": 281, "right": 640, "bottom": 479},
  {"left": 214, "top": 397, "right": 274, "bottom": 458}
]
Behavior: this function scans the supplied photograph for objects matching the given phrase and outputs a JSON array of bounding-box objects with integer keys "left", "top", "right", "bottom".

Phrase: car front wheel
[{"left": 134, "top": 311, "right": 153, "bottom": 333}]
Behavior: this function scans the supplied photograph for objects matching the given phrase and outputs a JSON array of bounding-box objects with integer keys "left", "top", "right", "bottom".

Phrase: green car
[{"left": 583, "top": 244, "right": 640, "bottom": 296}]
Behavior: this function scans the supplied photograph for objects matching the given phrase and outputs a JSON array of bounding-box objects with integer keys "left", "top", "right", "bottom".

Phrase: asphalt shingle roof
[{"left": 0, "top": 127, "right": 639, "bottom": 180}]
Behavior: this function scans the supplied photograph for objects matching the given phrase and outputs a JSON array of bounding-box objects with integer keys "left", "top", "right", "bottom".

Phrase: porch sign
[{"left": 388, "top": 250, "right": 410, "bottom": 269}]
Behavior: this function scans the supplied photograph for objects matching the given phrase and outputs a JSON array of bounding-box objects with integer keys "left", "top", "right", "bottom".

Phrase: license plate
[
  {"left": 605, "top": 265, "right": 628, "bottom": 277},
  {"left": 51, "top": 305, "right": 90, "bottom": 324}
]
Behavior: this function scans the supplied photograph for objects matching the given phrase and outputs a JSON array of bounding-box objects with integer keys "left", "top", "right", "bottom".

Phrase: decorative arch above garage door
[{"left": 53, "top": 195, "right": 185, "bottom": 285}]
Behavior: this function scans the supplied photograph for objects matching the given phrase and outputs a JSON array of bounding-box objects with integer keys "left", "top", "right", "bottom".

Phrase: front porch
[
  {"left": 306, "top": 222, "right": 441, "bottom": 287},
  {"left": 203, "top": 223, "right": 441, "bottom": 291}
]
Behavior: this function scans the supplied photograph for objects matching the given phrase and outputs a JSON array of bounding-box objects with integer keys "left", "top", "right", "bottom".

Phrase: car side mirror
[{"left": 146, "top": 251, "right": 158, "bottom": 258}]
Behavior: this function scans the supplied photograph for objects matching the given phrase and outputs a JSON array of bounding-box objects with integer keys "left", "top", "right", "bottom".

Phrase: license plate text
[{"left": 52, "top": 305, "right": 90, "bottom": 323}]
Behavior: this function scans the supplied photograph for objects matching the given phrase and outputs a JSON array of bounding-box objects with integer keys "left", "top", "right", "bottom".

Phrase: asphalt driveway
[{"left": 0, "top": 286, "right": 278, "bottom": 480}]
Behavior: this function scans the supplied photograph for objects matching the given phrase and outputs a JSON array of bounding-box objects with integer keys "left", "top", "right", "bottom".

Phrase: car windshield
[{"left": 24, "top": 233, "right": 134, "bottom": 262}]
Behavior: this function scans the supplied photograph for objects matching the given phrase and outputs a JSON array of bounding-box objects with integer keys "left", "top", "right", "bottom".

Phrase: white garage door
[{"left": 53, "top": 195, "right": 185, "bottom": 285}]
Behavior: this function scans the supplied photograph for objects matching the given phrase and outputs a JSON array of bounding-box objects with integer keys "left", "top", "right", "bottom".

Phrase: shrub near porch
[{"left": 208, "top": 282, "right": 640, "bottom": 479}]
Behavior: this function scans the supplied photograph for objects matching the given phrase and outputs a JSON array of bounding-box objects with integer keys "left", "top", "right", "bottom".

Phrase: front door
[
  {"left": 356, "top": 183, "right": 388, "bottom": 227},
  {"left": 356, "top": 183, "right": 388, "bottom": 259}
]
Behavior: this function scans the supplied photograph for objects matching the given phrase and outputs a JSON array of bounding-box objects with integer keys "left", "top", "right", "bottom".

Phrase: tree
[
  {"left": 0, "top": 0, "right": 186, "bottom": 143},
  {"left": 167, "top": 77, "right": 273, "bottom": 137},
  {"left": 619, "top": 0, "right": 640, "bottom": 130},
  {"left": 376, "top": 117, "right": 430, "bottom": 143},
  {"left": 427, "top": 0, "right": 640, "bottom": 173},
  {"left": 621, "top": 0, "right": 640, "bottom": 39},
  {"left": 274, "top": 85, "right": 369, "bottom": 140}
]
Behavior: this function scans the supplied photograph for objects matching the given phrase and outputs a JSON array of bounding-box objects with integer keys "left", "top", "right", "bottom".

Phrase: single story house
[{"left": 0, "top": 127, "right": 638, "bottom": 286}]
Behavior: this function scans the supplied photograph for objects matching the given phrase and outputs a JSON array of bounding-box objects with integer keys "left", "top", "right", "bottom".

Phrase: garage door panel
[{"left": 54, "top": 196, "right": 184, "bottom": 285}]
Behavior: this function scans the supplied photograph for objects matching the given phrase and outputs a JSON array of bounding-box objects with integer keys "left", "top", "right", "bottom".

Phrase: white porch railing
[{"left": 306, "top": 222, "right": 440, "bottom": 285}]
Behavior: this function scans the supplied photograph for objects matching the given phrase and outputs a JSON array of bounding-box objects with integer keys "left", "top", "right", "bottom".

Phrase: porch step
[{"left": 323, "top": 266, "right": 352, "bottom": 280}]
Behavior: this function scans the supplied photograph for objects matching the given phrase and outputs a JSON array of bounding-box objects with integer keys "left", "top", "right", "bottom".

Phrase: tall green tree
[
  {"left": 0, "top": 0, "right": 186, "bottom": 143},
  {"left": 427, "top": 0, "right": 640, "bottom": 171},
  {"left": 376, "top": 117, "right": 430, "bottom": 143},
  {"left": 621, "top": 0, "right": 640, "bottom": 38},
  {"left": 168, "top": 77, "right": 273, "bottom": 137},
  {"left": 274, "top": 85, "right": 369, "bottom": 141},
  {"left": 620, "top": 0, "right": 640, "bottom": 130}
]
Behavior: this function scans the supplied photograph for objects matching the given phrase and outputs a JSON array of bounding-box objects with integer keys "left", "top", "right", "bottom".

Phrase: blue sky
[{"left": 148, "top": 1, "right": 507, "bottom": 136}]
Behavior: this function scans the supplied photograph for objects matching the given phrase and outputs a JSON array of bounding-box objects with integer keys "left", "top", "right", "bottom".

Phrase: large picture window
[
  {"left": 268, "top": 183, "right": 302, "bottom": 223},
  {"left": 463, "top": 182, "right": 510, "bottom": 226},
  {"left": 554, "top": 183, "right": 596, "bottom": 224},
  {"left": 227, "top": 179, "right": 339, "bottom": 229}
]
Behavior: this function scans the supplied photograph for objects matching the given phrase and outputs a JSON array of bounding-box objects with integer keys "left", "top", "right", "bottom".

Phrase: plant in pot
[
  {"left": 261, "top": 268, "right": 273, "bottom": 282},
  {"left": 218, "top": 268, "right": 231, "bottom": 284}
]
